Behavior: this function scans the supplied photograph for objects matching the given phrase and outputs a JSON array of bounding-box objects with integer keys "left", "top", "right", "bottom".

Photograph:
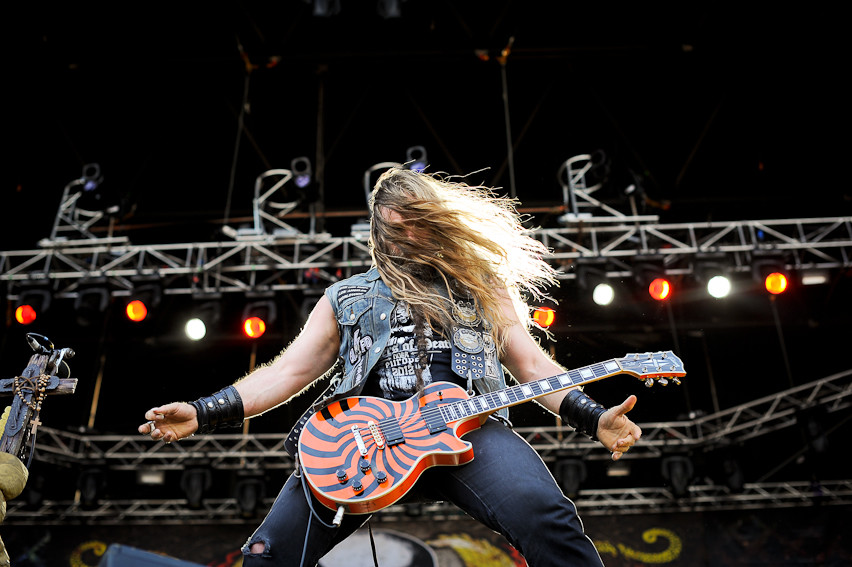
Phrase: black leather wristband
[
  {"left": 190, "top": 385, "right": 245, "bottom": 434},
  {"left": 559, "top": 389, "right": 606, "bottom": 440}
]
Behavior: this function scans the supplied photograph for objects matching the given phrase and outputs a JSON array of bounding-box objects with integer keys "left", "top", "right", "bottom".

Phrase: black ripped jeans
[{"left": 241, "top": 418, "right": 604, "bottom": 567}]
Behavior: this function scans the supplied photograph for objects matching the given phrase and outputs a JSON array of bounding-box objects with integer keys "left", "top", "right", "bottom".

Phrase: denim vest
[{"left": 321, "top": 267, "right": 509, "bottom": 419}]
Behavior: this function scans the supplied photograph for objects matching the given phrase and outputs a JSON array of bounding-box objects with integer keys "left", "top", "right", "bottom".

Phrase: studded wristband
[
  {"left": 190, "top": 385, "right": 245, "bottom": 434},
  {"left": 559, "top": 389, "right": 606, "bottom": 440}
]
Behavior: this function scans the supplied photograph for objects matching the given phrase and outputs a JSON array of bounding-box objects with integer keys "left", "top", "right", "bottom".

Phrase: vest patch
[{"left": 337, "top": 285, "right": 370, "bottom": 305}]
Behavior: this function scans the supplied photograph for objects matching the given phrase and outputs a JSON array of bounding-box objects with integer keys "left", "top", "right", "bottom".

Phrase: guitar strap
[{"left": 284, "top": 378, "right": 339, "bottom": 458}]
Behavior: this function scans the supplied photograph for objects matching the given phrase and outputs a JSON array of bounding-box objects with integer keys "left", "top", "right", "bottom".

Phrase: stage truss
[{"left": 5, "top": 369, "right": 849, "bottom": 525}]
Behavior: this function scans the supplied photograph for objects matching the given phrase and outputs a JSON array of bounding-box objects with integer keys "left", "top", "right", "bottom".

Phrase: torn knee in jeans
[{"left": 242, "top": 535, "right": 270, "bottom": 557}]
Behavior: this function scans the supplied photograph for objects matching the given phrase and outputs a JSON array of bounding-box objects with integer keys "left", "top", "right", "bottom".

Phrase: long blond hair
[{"left": 369, "top": 168, "right": 557, "bottom": 355}]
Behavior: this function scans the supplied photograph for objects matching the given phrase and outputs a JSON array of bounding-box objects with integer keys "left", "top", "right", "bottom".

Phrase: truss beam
[
  {"left": 5, "top": 480, "right": 850, "bottom": 525},
  {"left": 3, "top": 217, "right": 850, "bottom": 298}
]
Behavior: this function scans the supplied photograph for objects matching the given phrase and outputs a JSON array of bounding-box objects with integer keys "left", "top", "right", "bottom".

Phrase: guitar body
[
  {"left": 299, "top": 382, "right": 481, "bottom": 514},
  {"left": 298, "top": 350, "right": 686, "bottom": 516}
]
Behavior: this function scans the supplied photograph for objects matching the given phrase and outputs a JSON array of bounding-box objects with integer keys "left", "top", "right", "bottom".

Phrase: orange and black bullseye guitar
[{"left": 298, "top": 350, "right": 685, "bottom": 517}]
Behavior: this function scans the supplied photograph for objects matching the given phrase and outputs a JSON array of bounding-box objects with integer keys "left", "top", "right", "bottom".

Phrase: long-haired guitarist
[{"left": 139, "top": 167, "right": 643, "bottom": 566}]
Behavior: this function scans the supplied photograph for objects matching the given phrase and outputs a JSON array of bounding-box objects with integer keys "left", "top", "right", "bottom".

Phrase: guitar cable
[{"left": 296, "top": 459, "right": 380, "bottom": 567}]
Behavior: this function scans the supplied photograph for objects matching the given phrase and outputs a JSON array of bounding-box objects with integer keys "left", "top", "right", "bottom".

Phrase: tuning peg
[
  {"left": 658, "top": 377, "right": 669, "bottom": 386},
  {"left": 672, "top": 377, "right": 682, "bottom": 386},
  {"left": 644, "top": 378, "right": 655, "bottom": 387}
]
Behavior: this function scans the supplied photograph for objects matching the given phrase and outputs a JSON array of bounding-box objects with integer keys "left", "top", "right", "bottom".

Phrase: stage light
[
  {"left": 592, "top": 283, "right": 615, "bottom": 306},
  {"left": 405, "top": 146, "right": 428, "bottom": 172},
  {"left": 707, "top": 275, "right": 732, "bottom": 299},
  {"left": 74, "top": 281, "right": 111, "bottom": 327},
  {"left": 124, "top": 282, "right": 162, "bottom": 323},
  {"left": 722, "top": 456, "right": 744, "bottom": 493},
  {"left": 694, "top": 255, "right": 732, "bottom": 299},
  {"left": 801, "top": 270, "right": 829, "bottom": 286},
  {"left": 185, "top": 300, "right": 222, "bottom": 341},
  {"left": 291, "top": 156, "right": 313, "bottom": 189},
  {"left": 185, "top": 318, "right": 207, "bottom": 341},
  {"left": 377, "top": 0, "right": 402, "bottom": 18},
  {"left": 311, "top": 0, "right": 340, "bottom": 17},
  {"left": 244, "top": 317, "right": 266, "bottom": 338},
  {"left": 136, "top": 469, "right": 166, "bottom": 486},
  {"left": 181, "top": 468, "right": 212, "bottom": 509},
  {"left": 751, "top": 254, "right": 790, "bottom": 295},
  {"left": 125, "top": 300, "right": 147, "bottom": 322},
  {"left": 14, "top": 283, "right": 52, "bottom": 326},
  {"left": 661, "top": 456, "right": 694, "bottom": 498},
  {"left": 632, "top": 257, "right": 673, "bottom": 301},
  {"left": 74, "top": 163, "right": 125, "bottom": 217},
  {"left": 15, "top": 304, "right": 37, "bottom": 326},
  {"left": 764, "top": 272, "right": 788, "bottom": 295},
  {"left": 576, "top": 259, "right": 615, "bottom": 306},
  {"left": 532, "top": 306, "right": 556, "bottom": 328},
  {"left": 235, "top": 475, "right": 266, "bottom": 518},
  {"left": 78, "top": 467, "right": 105, "bottom": 509},
  {"left": 648, "top": 277, "right": 672, "bottom": 301},
  {"left": 242, "top": 299, "right": 277, "bottom": 339}
]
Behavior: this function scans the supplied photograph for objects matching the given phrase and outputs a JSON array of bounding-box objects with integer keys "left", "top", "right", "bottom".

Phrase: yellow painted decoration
[
  {"left": 428, "top": 533, "right": 519, "bottom": 567},
  {"left": 69, "top": 541, "right": 107, "bottom": 567}
]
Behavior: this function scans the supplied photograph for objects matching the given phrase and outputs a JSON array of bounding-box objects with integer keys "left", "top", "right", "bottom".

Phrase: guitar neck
[
  {"left": 435, "top": 350, "right": 685, "bottom": 423},
  {"left": 437, "top": 358, "right": 624, "bottom": 423}
]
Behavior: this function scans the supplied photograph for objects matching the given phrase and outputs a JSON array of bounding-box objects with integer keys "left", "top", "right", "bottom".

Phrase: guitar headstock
[{"left": 618, "top": 351, "right": 686, "bottom": 387}]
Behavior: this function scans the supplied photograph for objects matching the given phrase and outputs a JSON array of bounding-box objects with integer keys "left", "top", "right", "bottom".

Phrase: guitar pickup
[{"left": 379, "top": 417, "right": 405, "bottom": 446}]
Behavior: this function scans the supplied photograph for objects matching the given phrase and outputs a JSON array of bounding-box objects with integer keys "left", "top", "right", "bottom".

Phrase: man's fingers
[{"left": 617, "top": 395, "right": 638, "bottom": 415}]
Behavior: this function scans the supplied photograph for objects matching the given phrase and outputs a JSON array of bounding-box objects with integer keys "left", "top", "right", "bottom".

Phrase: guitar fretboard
[{"left": 435, "top": 358, "right": 624, "bottom": 424}]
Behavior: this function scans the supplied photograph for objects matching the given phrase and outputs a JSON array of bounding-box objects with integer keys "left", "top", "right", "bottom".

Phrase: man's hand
[
  {"left": 596, "top": 395, "right": 642, "bottom": 461},
  {"left": 138, "top": 402, "right": 199, "bottom": 443}
]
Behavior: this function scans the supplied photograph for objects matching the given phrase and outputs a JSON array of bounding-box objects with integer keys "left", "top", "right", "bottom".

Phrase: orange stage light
[
  {"left": 126, "top": 299, "right": 149, "bottom": 322},
  {"left": 533, "top": 306, "right": 556, "bottom": 328},
  {"left": 243, "top": 316, "right": 267, "bottom": 338},
  {"left": 764, "top": 272, "right": 788, "bottom": 295},
  {"left": 648, "top": 278, "right": 672, "bottom": 301}
]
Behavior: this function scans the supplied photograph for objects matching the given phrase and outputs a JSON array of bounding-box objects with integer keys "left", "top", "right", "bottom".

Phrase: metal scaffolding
[
  {"left": 2, "top": 216, "right": 850, "bottom": 299},
  {"left": 4, "top": 369, "right": 846, "bottom": 524}
]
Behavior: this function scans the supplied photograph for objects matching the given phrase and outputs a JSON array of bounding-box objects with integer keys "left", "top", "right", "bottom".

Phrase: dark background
[{"left": 2, "top": 2, "right": 851, "bottom": 500}]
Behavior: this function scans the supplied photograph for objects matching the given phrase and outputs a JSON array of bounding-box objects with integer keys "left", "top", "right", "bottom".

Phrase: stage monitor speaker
[{"left": 100, "top": 544, "right": 205, "bottom": 566}]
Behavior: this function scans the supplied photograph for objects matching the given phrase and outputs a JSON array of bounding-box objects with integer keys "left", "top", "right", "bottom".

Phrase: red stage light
[
  {"left": 648, "top": 278, "right": 672, "bottom": 301},
  {"left": 126, "top": 299, "right": 149, "bottom": 322},
  {"left": 533, "top": 306, "right": 556, "bottom": 328},
  {"left": 243, "top": 316, "right": 267, "bottom": 339},
  {"left": 15, "top": 304, "right": 37, "bottom": 325},
  {"left": 764, "top": 272, "right": 788, "bottom": 295}
]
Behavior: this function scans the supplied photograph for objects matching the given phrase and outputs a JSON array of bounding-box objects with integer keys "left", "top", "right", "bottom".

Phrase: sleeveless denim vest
[
  {"left": 284, "top": 267, "right": 510, "bottom": 456},
  {"left": 322, "top": 267, "right": 509, "bottom": 419}
]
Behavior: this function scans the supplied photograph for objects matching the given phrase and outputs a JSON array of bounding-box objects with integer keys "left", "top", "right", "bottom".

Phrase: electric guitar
[{"left": 298, "top": 350, "right": 685, "bottom": 517}]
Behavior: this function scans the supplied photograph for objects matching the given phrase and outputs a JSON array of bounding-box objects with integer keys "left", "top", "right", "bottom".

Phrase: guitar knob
[
  {"left": 336, "top": 469, "right": 348, "bottom": 484},
  {"left": 375, "top": 470, "right": 387, "bottom": 484},
  {"left": 359, "top": 458, "right": 371, "bottom": 473},
  {"left": 352, "top": 479, "right": 364, "bottom": 493}
]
